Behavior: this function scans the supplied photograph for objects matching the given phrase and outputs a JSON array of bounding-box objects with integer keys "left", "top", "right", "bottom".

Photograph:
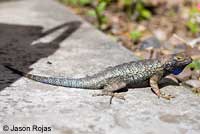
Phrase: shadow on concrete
[{"left": 0, "top": 21, "right": 81, "bottom": 91}]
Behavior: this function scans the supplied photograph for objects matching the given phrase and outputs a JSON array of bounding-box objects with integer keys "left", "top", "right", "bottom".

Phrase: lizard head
[{"left": 162, "top": 52, "right": 192, "bottom": 75}]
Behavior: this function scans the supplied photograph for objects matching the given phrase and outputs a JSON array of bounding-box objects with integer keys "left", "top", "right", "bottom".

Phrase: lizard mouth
[
  {"left": 186, "top": 57, "right": 193, "bottom": 65},
  {"left": 181, "top": 57, "right": 193, "bottom": 66}
]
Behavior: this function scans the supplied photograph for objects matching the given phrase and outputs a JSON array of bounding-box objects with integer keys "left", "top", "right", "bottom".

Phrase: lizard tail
[
  {"left": 4, "top": 65, "right": 98, "bottom": 89},
  {"left": 4, "top": 65, "right": 26, "bottom": 76},
  {"left": 4, "top": 65, "right": 46, "bottom": 80}
]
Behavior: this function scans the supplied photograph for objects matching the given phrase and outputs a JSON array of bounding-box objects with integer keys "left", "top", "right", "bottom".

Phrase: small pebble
[
  {"left": 47, "top": 61, "right": 52, "bottom": 64},
  {"left": 139, "top": 36, "right": 161, "bottom": 50},
  {"left": 191, "top": 70, "right": 200, "bottom": 80},
  {"left": 184, "top": 80, "right": 200, "bottom": 88},
  {"left": 153, "top": 29, "right": 167, "bottom": 41},
  {"left": 192, "top": 88, "right": 200, "bottom": 94}
]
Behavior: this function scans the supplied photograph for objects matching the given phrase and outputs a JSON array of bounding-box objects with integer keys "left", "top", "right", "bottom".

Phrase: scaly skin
[{"left": 5, "top": 52, "right": 192, "bottom": 103}]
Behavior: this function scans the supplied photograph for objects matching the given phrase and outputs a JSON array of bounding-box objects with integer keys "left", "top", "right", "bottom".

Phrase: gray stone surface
[{"left": 0, "top": 0, "right": 199, "bottom": 134}]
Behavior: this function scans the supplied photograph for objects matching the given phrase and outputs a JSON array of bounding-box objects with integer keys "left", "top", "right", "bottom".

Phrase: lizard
[{"left": 5, "top": 52, "right": 192, "bottom": 104}]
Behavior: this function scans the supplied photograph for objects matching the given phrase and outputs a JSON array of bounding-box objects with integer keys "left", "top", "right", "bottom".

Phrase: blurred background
[{"left": 59, "top": 0, "right": 200, "bottom": 94}]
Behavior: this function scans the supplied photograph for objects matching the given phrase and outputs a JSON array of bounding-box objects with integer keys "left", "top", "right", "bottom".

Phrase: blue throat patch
[{"left": 172, "top": 68, "right": 183, "bottom": 75}]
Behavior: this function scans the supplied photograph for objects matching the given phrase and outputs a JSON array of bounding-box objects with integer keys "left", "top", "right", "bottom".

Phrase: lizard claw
[
  {"left": 109, "top": 93, "right": 126, "bottom": 104},
  {"left": 160, "top": 92, "right": 175, "bottom": 100},
  {"left": 92, "top": 92, "right": 126, "bottom": 104},
  {"left": 113, "top": 93, "right": 126, "bottom": 100}
]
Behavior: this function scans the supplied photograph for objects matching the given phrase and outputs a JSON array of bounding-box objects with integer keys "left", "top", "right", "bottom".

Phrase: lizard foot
[
  {"left": 160, "top": 92, "right": 175, "bottom": 100},
  {"left": 109, "top": 93, "right": 125, "bottom": 104},
  {"left": 93, "top": 92, "right": 125, "bottom": 104}
]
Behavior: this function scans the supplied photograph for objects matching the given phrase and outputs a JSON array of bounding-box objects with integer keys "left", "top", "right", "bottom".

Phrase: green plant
[
  {"left": 59, "top": 0, "right": 92, "bottom": 6},
  {"left": 87, "top": 0, "right": 111, "bottom": 29},
  {"left": 186, "top": 7, "right": 200, "bottom": 34},
  {"left": 59, "top": 0, "right": 78, "bottom": 5},
  {"left": 96, "top": 1, "right": 107, "bottom": 28},
  {"left": 186, "top": 21, "right": 199, "bottom": 34},
  {"left": 121, "top": 0, "right": 152, "bottom": 20},
  {"left": 130, "top": 30, "right": 142, "bottom": 42},
  {"left": 135, "top": 1, "right": 152, "bottom": 20},
  {"left": 188, "top": 60, "right": 200, "bottom": 70},
  {"left": 79, "top": 0, "right": 92, "bottom": 6},
  {"left": 121, "top": 0, "right": 133, "bottom": 17}
]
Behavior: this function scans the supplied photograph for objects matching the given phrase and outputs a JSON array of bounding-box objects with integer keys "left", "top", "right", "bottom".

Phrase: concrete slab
[{"left": 0, "top": 0, "right": 199, "bottom": 134}]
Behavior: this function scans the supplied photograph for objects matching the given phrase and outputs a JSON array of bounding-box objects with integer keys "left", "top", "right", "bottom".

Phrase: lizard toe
[{"left": 161, "top": 93, "right": 175, "bottom": 100}]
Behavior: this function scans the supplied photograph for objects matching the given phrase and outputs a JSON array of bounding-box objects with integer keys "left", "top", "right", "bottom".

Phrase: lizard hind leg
[
  {"left": 150, "top": 75, "right": 175, "bottom": 100},
  {"left": 93, "top": 81, "right": 127, "bottom": 104}
]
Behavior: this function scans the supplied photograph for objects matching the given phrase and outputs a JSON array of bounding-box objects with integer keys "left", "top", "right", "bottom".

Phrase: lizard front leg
[
  {"left": 93, "top": 80, "right": 126, "bottom": 104},
  {"left": 150, "top": 75, "right": 175, "bottom": 100}
]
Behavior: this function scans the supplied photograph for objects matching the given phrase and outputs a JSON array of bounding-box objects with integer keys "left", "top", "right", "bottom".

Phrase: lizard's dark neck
[
  {"left": 164, "top": 67, "right": 185, "bottom": 76},
  {"left": 172, "top": 67, "right": 184, "bottom": 75}
]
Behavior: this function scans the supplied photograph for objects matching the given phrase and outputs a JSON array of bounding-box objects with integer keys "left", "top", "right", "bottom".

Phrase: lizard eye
[{"left": 175, "top": 55, "right": 184, "bottom": 61}]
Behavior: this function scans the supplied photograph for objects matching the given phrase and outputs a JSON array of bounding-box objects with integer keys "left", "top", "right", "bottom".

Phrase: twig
[{"left": 173, "top": 34, "right": 200, "bottom": 47}]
